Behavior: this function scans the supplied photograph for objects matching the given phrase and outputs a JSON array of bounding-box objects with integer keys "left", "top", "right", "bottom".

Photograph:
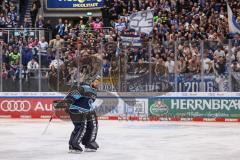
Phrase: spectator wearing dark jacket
[
  {"left": 30, "top": 3, "right": 38, "bottom": 27},
  {"left": 21, "top": 46, "right": 33, "bottom": 66}
]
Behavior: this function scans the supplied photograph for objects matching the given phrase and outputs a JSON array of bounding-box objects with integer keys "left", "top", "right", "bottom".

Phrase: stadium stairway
[
  {"left": 20, "top": 0, "right": 34, "bottom": 25},
  {"left": 26, "top": 0, "right": 35, "bottom": 23},
  {"left": 19, "top": 0, "right": 29, "bottom": 25}
]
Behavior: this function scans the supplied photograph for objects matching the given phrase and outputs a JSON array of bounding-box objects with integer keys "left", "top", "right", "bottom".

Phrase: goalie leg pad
[{"left": 82, "top": 111, "right": 98, "bottom": 147}]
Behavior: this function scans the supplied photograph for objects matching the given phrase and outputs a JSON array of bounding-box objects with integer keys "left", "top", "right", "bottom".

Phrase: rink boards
[{"left": 0, "top": 92, "right": 240, "bottom": 122}]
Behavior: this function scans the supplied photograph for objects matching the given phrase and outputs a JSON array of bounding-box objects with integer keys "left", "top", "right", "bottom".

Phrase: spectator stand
[
  {"left": 1, "top": 35, "right": 240, "bottom": 92},
  {"left": 1, "top": 0, "right": 240, "bottom": 94},
  {"left": 0, "top": 27, "right": 52, "bottom": 92}
]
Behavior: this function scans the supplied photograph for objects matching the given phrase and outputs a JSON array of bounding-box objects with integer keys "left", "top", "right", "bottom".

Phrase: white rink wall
[{"left": 0, "top": 92, "right": 240, "bottom": 122}]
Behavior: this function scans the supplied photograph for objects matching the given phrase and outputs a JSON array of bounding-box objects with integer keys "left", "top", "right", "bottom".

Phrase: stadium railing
[{"left": 0, "top": 28, "right": 53, "bottom": 43}]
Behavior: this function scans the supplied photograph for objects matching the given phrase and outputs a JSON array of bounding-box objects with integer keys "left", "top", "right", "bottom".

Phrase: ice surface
[{"left": 0, "top": 119, "right": 240, "bottom": 160}]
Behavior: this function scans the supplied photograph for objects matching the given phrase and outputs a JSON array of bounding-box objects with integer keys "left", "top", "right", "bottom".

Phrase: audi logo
[{"left": 0, "top": 100, "right": 31, "bottom": 112}]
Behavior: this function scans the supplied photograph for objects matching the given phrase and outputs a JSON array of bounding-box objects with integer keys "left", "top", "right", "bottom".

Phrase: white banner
[
  {"left": 97, "top": 98, "right": 148, "bottom": 116},
  {"left": 227, "top": 3, "right": 240, "bottom": 34},
  {"left": 120, "top": 36, "right": 142, "bottom": 46},
  {"left": 129, "top": 10, "right": 154, "bottom": 34}
]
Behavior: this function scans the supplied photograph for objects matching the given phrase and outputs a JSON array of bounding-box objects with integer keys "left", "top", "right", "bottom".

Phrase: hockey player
[{"left": 65, "top": 75, "right": 101, "bottom": 153}]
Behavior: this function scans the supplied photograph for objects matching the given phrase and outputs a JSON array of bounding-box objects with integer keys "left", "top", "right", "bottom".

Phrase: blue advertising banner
[
  {"left": 176, "top": 74, "right": 229, "bottom": 92},
  {"left": 46, "top": 0, "right": 104, "bottom": 10}
]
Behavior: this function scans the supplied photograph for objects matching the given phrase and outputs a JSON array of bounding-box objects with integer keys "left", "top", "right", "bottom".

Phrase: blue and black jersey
[{"left": 65, "top": 83, "right": 97, "bottom": 113}]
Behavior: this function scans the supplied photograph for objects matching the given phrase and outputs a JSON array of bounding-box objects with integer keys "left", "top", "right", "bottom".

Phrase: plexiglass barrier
[{"left": 0, "top": 29, "right": 239, "bottom": 92}]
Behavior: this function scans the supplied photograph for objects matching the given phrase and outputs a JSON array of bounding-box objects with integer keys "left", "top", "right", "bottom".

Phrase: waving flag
[
  {"left": 129, "top": 10, "right": 154, "bottom": 35},
  {"left": 227, "top": 3, "right": 240, "bottom": 34}
]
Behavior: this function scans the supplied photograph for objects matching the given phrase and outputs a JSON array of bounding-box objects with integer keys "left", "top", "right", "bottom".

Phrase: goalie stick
[
  {"left": 41, "top": 99, "right": 70, "bottom": 135},
  {"left": 42, "top": 115, "right": 53, "bottom": 135}
]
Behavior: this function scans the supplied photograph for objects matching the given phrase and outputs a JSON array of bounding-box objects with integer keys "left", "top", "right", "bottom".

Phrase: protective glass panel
[
  {"left": 151, "top": 42, "right": 175, "bottom": 92},
  {"left": 21, "top": 38, "right": 39, "bottom": 92},
  {"left": 120, "top": 42, "right": 151, "bottom": 92},
  {"left": 2, "top": 41, "right": 20, "bottom": 92},
  {"left": 0, "top": 28, "right": 52, "bottom": 92},
  {"left": 101, "top": 41, "right": 120, "bottom": 92},
  {"left": 0, "top": 41, "right": 3, "bottom": 92},
  {"left": 231, "top": 39, "right": 240, "bottom": 92},
  {"left": 208, "top": 41, "right": 230, "bottom": 92},
  {"left": 176, "top": 41, "right": 202, "bottom": 92},
  {"left": 200, "top": 41, "right": 216, "bottom": 92}
]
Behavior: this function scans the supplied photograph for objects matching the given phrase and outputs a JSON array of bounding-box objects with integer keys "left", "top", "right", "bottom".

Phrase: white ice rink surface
[{"left": 0, "top": 119, "right": 240, "bottom": 160}]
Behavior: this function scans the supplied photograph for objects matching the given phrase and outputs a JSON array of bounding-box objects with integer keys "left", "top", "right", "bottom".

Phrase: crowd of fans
[
  {"left": 1, "top": 0, "right": 240, "bottom": 91},
  {"left": 0, "top": 0, "right": 41, "bottom": 28},
  {"left": 0, "top": 0, "right": 19, "bottom": 28}
]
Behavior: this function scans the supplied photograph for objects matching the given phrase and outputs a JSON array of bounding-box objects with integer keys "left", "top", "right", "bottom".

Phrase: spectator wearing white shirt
[
  {"left": 165, "top": 56, "right": 175, "bottom": 74},
  {"left": 203, "top": 53, "right": 213, "bottom": 74},
  {"left": 165, "top": 56, "right": 175, "bottom": 81},
  {"left": 38, "top": 37, "right": 49, "bottom": 67},
  {"left": 27, "top": 58, "right": 39, "bottom": 77},
  {"left": 38, "top": 37, "right": 48, "bottom": 53},
  {"left": 214, "top": 46, "right": 225, "bottom": 59}
]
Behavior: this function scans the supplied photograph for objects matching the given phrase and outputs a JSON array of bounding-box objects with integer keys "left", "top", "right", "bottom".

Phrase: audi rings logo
[{"left": 0, "top": 100, "right": 31, "bottom": 112}]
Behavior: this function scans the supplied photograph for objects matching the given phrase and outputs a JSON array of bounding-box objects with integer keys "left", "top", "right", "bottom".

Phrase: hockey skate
[
  {"left": 91, "top": 141, "right": 99, "bottom": 148},
  {"left": 84, "top": 142, "right": 98, "bottom": 152},
  {"left": 69, "top": 145, "right": 83, "bottom": 154}
]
